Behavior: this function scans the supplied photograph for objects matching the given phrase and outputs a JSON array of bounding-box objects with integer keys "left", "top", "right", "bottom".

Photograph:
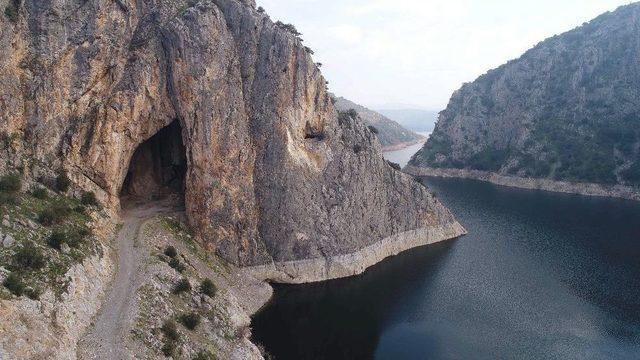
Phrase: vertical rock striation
[{"left": 0, "top": 0, "right": 464, "bottom": 280}]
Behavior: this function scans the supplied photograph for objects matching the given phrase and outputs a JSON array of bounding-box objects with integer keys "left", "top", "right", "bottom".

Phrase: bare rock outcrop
[{"left": 0, "top": 0, "right": 463, "bottom": 277}]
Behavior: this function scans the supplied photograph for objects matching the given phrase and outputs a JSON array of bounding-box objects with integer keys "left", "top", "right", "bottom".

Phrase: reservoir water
[
  {"left": 252, "top": 177, "right": 640, "bottom": 359},
  {"left": 382, "top": 133, "right": 429, "bottom": 168}
]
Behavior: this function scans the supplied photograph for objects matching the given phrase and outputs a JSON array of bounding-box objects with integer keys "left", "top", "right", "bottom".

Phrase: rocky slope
[
  {"left": 0, "top": 0, "right": 463, "bottom": 276},
  {"left": 333, "top": 96, "right": 425, "bottom": 151},
  {"left": 408, "top": 3, "right": 640, "bottom": 197}
]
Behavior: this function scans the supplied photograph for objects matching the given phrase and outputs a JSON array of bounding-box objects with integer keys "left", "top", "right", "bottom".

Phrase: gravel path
[{"left": 78, "top": 200, "right": 178, "bottom": 359}]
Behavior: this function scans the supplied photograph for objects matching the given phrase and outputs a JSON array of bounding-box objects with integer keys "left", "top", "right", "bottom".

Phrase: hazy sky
[{"left": 257, "top": 0, "right": 634, "bottom": 110}]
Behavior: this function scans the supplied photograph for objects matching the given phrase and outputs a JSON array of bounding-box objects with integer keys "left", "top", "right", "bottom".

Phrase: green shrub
[
  {"left": 161, "top": 320, "right": 180, "bottom": 341},
  {"left": 4, "top": 4, "right": 18, "bottom": 23},
  {"left": 74, "top": 205, "right": 87, "bottom": 215},
  {"left": 3, "top": 273, "right": 25, "bottom": 296},
  {"left": 80, "top": 191, "right": 99, "bottom": 207},
  {"left": 179, "top": 312, "right": 201, "bottom": 330},
  {"left": 55, "top": 172, "right": 71, "bottom": 192},
  {"left": 31, "top": 187, "right": 48, "bottom": 200},
  {"left": 164, "top": 246, "right": 177, "bottom": 258},
  {"left": 193, "top": 349, "right": 216, "bottom": 360},
  {"left": 200, "top": 278, "right": 216, "bottom": 298},
  {"left": 66, "top": 227, "right": 91, "bottom": 248},
  {"left": 367, "top": 125, "right": 379, "bottom": 134},
  {"left": 0, "top": 131, "right": 9, "bottom": 148},
  {"left": 0, "top": 173, "right": 21, "bottom": 193},
  {"left": 172, "top": 278, "right": 191, "bottom": 294},
  {"left": 161, "top": 340, "right": 177, "bottom": 357},
  {"left": 25, "top": 287, "right": 41, "bottom": 300},
  {"left": 38, "top": 203, "right": 71, "bottom": 226},
  {"left": 0, "top": 192, "right": 19, "bottom": 207},
  {"left": 168, "top": 258, "right": 185, "bottom": 273},
  {"left": 13, "top": 242, "right": 46, "bottom": 270},
  {"left": 47, "top": 231, "right": 65, "bottom": 250}
]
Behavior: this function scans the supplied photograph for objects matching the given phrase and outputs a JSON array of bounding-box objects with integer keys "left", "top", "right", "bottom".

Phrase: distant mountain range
[
  {"left": 333, "top": 97, "right": 426, "bottom": 151},
  {"left": 375, "top": 109, "right": 439, "bottom": 133}
]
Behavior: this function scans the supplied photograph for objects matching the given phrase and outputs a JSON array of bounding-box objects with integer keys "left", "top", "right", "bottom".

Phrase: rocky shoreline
[
  {"left": 404, "top": 166, "right": 640, "bottom": 202},
  {"left": 245, "top": 221, "right": 467, "bottom": 284}
]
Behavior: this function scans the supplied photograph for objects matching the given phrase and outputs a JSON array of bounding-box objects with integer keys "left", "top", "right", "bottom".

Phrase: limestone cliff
[
  {"left": 408, "top": 3, "right": 640, "bottom": 196},
  {"left": 0, "top": 0, "right": 462, "bottom": 275},
  {"left": 333, "top": 96, "right": 425, "bottom": 151}
]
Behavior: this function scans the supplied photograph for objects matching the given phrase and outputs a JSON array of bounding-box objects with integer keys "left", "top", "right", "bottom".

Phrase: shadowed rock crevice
[{"left": 120, "top": 120, "right": 186, "bottom": 201}]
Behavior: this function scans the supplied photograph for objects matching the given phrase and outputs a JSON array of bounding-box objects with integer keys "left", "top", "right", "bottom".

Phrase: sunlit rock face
[{"left": 0, "top": 0, "right": 461, "bottom": 270}]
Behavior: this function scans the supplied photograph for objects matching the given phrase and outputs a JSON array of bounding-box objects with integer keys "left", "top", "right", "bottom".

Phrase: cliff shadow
[{"left": 120, "top": 120, "right": 187, "bottom": 208}]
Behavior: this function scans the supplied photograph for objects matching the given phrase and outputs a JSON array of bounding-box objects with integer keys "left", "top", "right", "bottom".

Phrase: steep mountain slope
[
  {"left": 0, "top": 0, "right": 463, "bottom": 277},
  {"left": 407, "top": 3, "right": 640, "bottom": 198},
  {"left": 333, "top": 97, "right": 425, "bottom": 150},
  {"left": 0, "top": 0, "right": 465, "bottom": 357}
]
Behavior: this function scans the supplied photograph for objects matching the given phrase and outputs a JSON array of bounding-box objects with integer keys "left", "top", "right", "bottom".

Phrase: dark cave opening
[{"left": 120, "top": 120, "right": 187, "bottom": 203}]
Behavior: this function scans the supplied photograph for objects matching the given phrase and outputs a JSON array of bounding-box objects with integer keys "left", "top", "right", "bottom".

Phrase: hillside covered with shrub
[
  {"left": 333, "top": 97, "right": 425, "bottom": 150},
  {"left": 409, "top": 3, "right": 640, "bottom": 187}
]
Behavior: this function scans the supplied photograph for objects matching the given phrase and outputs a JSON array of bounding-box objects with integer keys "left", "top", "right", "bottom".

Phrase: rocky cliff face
[
  {"left": 409, "top": 4, "right": 640, "bottom": 189},
  {"left": 0, "top": 0, "right": 461, "bottom": 271},
  {"left": 333, "top": 96, "right": 425, "bottom": 151}
]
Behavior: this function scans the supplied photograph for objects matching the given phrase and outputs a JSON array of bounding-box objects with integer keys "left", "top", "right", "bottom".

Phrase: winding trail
[{"left": 78, "top": 199, "right": 178, "bottom": 359}]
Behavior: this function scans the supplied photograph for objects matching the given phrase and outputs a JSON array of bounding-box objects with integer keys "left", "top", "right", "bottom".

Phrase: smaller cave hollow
[{"left": 120, "top": 120, "right": 187, "bottom": 203}]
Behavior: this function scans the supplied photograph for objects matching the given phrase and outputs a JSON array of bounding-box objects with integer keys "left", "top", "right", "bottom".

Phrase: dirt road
[{"left": 77, "top": 200, "right": 177, "bottom": 359}]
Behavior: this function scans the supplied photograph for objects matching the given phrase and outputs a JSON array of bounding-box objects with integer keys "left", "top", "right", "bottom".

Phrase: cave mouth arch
[{"left": 120, "top": 120, "right": 187, "bottom": 205}]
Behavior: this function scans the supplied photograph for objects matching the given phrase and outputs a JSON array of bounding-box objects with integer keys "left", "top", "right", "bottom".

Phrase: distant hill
[
  {"left": 376, "top": 109, "right": 439, "bottom": 133},
  {"left": 333, "top": 97, "right": 425, "bottom": 151}
]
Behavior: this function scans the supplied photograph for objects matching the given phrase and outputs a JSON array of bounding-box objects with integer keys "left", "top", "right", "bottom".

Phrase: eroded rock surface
[{"left": 0, "top": 0, "right": 462, "bottom": 272}]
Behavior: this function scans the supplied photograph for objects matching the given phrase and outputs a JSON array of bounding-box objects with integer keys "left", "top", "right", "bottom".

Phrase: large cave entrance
[{"left": 120, "top": 120, "right": 187, "bottom": 205}]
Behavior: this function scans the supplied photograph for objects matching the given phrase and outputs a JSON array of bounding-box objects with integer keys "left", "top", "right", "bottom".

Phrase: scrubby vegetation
[
  {"left": 31, "top": 187, "right": 48, "bottom": 200},
  {"left": 0, "top": 173, "right": 21, "bottom": 193},
  {"left": 169, "top": 257, "right": 186, "bottom": 273},
  {"left": 180, "top": 312, "right": 201, "bottom": 330},
  {"left": 275, "top": 21, "right": 302, "bottom": 37},
  {"left": 193, "top": 349, "right": 217, "bottom": 360},
  {"left": 164, "top": 245, "right": 177, "bottom": 258},
  {"left": 13, "top": 241, "right": 46, "bottom": 270},
  {"left": 0, "top": 171, "right": 100, "bottom": 300},
  {"left": 38, "top": 202, "right": 71, "bottom": 226},
  {"left": 4, "top": 0, "right": 20, "bottom": 23},
  {"left": 55, "top": 171, "right": 71, "bottom": 192},
  {"left": 413, "top": 7, "right": 640, "bottom": 187},
  {"left": 173, "top": 278, "right": 191, "bottom": 294},
  {"left": 200, "top": 278, "right": 216, "bottom": 298},
  {"left": 160, "top": 320, "right": 180, "bottom": 356},
  {"left": 3, "top": 273, "right": 25, "bottom": 296},
  {"left": 80, "top": 191, "right": 99, "bottom": 207}
]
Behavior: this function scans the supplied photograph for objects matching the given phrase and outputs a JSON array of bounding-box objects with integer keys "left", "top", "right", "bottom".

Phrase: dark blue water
[{"left": 252, "top": 177, "right": 640, "bottom": 359}]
